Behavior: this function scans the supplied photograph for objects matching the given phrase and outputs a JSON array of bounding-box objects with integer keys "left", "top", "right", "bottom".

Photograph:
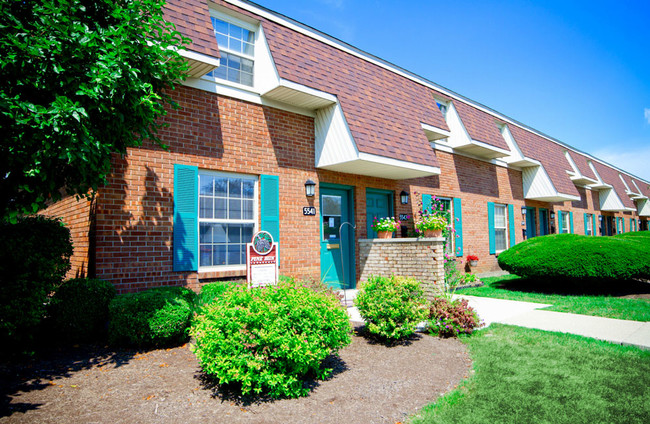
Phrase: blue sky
[{"left": 256, "top": 0, "right": 650, "bottom": 182}]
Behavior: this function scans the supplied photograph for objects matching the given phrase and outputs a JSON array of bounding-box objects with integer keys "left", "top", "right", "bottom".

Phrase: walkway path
[
  {"left": 457, "top": 295, "right": 650, "bottom": 350},
  {"left": 339, "top": 290, "right": 650, "bottom": 350}
]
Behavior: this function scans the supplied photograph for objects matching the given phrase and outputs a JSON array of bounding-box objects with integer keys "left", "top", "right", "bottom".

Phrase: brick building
[{"left": 43, "top": 0, "right": 650, "bottom": 293}]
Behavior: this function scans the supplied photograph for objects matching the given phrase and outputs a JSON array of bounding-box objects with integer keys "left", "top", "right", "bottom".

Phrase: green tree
[{"left": 0, "top": 0, "right": 190, "bottom": 221}]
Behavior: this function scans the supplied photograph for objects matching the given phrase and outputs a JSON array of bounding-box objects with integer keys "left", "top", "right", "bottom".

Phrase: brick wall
[{"left": 359, "top": 237, "right": 445, "bottom": 300}]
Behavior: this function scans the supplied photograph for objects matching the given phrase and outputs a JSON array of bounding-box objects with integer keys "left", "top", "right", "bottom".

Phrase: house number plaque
[{"left": 303, "top": 206, "right": 316, "bottom": 216}]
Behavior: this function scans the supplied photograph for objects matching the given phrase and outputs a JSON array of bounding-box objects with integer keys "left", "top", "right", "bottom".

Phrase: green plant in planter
[
  {"left": 355, "top": 275, "right": 428, "bottom": 342},
  {"left": 371, "top": 216, "right": 401, "bottom": 232}
]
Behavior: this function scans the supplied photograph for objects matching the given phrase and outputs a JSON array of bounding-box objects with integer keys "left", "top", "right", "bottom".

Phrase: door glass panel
[{"left": 322, "top": 194, "right": 342, "bottom": 241}]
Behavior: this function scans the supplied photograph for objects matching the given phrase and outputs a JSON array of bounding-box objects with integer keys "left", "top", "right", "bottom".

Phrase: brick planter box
[{"left": 358, "top": 237, "right": 446, "bottom": 300}]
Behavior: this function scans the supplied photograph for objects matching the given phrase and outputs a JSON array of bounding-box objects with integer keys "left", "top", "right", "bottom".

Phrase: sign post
[{"left": 247, "top": 231, "right": 279, "bottom": 288}]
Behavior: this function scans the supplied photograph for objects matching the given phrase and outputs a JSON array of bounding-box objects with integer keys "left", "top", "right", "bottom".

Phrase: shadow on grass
[
  {"left": 0, "top": 343, "right": 140, "bottom": 418},
  {"left": 492, "top": 276, "right": 650, "bottom": 297},
  {"left": 353, "top": 323, "right": 423, "bottom": 347},
  {"left": 195, "top": 353, "right": 349, "bottom": 406}
]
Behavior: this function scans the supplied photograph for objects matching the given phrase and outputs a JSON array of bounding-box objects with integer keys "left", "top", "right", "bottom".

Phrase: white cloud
[
  {"left": 594, "top": 145, "right": 650, "bottom": 182},
  {"left": 645, "top": 108, "right": 650, "bottom": 124}
]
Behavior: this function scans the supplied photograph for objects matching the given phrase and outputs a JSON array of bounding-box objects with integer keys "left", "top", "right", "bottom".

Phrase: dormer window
[
  {"left": 436, "top": 101, "right": 448, "bottom": 119},
  {"left": 210, "top": 16, "right": 255, "bottom": 87}
]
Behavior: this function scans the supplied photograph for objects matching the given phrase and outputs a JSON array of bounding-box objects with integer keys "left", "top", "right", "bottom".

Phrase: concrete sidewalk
[{"left": 457, "top": 295, "right": 650, "bottom": 350}]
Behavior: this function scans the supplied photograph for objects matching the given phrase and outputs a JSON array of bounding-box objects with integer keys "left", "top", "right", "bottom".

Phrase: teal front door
[
  {"left": 366, "top": 189, "right": 393, "bottom": 238},
  {"left": 320, "top": 186, "right": 354, "bottom": 289},
  {"left": 539, "top": 209, "right": 549, "bottom": 236},
  {"left": 525, "top": 207, "right": 536, "bottom": 239}
]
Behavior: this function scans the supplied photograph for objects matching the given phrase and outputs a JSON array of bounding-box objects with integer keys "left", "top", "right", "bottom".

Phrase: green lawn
[
  {"left": 411, "top": 325, "right": 650, "bottom": 424},
  {"left": 457, "top": 275, "right": 650, "bottom": 321}
]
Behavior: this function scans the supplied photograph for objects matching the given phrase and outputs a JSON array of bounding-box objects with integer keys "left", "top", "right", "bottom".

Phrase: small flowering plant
[
  {"left": 414, "top": 193, "right": 450, "bottom": 232},
  {"left": 466, "top": 254, "right": 479, "bottom": 262},
  {"left": 371, "top": 216, "right": 400, "bottom": 232}
]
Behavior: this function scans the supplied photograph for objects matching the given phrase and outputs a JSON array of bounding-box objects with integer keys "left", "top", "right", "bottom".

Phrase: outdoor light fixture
[
  {"left": 521, "top": 206, "right": 527, "bottom": 216},
  {"left": 304, "top": 179, "right": 316, "bottom": 197},
  {"left": 598, "top": 215, "right": 603, "bottom": 221},
  {"left": 550, "top": 212, "right": 555, "bottom": 220},
  {"left": 400, "top": 190, "right": 409, "bottom": 205}
]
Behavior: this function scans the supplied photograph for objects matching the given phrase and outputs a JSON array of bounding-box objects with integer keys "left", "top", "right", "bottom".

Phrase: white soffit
[
  {"left": 315, "top": 104, "right": 439, "bottom": 179},
  {"left": 262, "top": 79, "right": 337, "bottom": 110},
  {"left": 569, "top": 172, "right": 599, "bottom": 187},
  {"left": 421, "top": 123, "right": 451, "bottom": 141},
  {"left": 500, "top": 125, "right": 538, "bottom": 168},
  {"left": 442, "top": 103, "right": 509, "bottom": 160},
  {"left": 522, "top": 166, "right": 580, "bottom": 202}
]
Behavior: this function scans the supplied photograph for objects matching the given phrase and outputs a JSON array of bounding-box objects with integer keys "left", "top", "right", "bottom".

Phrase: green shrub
[
  {"left": 0, "top": 216, "right": 72, "bottom": 353},
  {"left": 428, "top": 297, "right": 482, "bottom": 337},
  {"left": 497, "top": 234, "right": 650, "bottom": 281},
  {"left": 354, "top": 275, "right": 428, "bottom": 342},
  {"left": 191, "top": 279, "right": 351, "bottom": 399},
  {"left": 197, "top": 280, "right": 240, "bottom": 308},
  {"left": 50, "top": 278, "right": 116, "bottom": 342},
  {"left": 108, "top": 286, "right": 195, "bottom": 348}
]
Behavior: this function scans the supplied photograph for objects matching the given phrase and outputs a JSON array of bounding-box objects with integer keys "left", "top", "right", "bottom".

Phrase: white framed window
[
  {"left": 494, "top": 204, "right": 508, "bottom": 252},
  {"left": 435, "top": 100, "right": 449, "bottom": 120},
  {"left": 560, "top": 212, "right": 570, "bottom": 234},
  {"left": 209, "top": 15, "right": 256, "bottom": 87},
  {"left": 585, "top": 213, "right": 593, "bottom": 236},
  {"left": 437, "top": 197, "right": 455, "bottom": 254},
  {"left": 198, "top": 171, "right": 257, "bottom": 270}
]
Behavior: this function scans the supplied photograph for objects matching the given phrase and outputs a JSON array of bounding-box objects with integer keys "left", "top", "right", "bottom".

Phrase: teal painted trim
[
  {"left": 592, "top": 214, "right": 597, "bottom": 236},
  {"left": 365, "top": 187, "right": 394, "bottom": 216},
  {"left": 583, "top": 213, "right": 588, "bottom": 235},
  {"left": 320, "top": 182, "right": 354, "bottom": 190},
  {"left": 569, "top": 211, "right": 574, "bottom": 234},
  {"left": 487, "top": 202, "right": 496, "bottom": 254},
  {"left": 422, "top": 194, "right": 432, "bottom": 213},
  {"left": 173, "top": 164, "right": 198, "bottom": 272},
  {"left": 621, "top": 217, "right": 625, "bottom": 233},
  {"left": 558, "top": 212, "right": 564, "bottom": 234},
  {"left": 616, "top": 217, "right": 620, "bottom": 233},
  {"left": 453, "top": 197, "right": 463, "bottom": 257},
  {"left": 508, "top": 204, "right": 516, "bottom": 247},
  {"left": 260, "top": 175, "right": 280, "bottom": 244}
]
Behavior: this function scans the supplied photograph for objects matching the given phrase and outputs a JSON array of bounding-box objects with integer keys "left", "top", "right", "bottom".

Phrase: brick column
[{"left": 358, "top": 237, "right": 445, "bottom": 300}]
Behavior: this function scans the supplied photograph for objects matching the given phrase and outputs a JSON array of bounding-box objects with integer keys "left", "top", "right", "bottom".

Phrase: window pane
[
  {"left": 227, "top": 224, "right": 242, "bottom": 243},
  {"left": 212, "top": 18, "right": 228, "bottom": 35},
  {"left": 230, "top": 39, "right": 243, "bottom": 54},
  {"left": 227, "top": 245, "right": 242, "bottom": 265},
  {"left": 322, "top": 195, "right": 341, "bottom": 216},
  {"left": 214, "top": 178, "right": 227, "bottom": 196},
  {"left": 229, "top": 198, "right": 242, "bottom": 219},
  {"left": 212, "top": 245, "right": 226, "bottom": 266},
  {"left": 200, "top": 246, "right": 212, "bottom": 267},
  {"left": 243, "top": 41, "right": 254, "bottom": 56},
  {"left": 215, "top": 198, "right": 227, "bottom": 219},
  {"left": 216, "top": 33, "right": 228, "bottom": 49},
  {"left": 240, "top": 72, "right": 253, "bottom": 87},
  {"left": 229, "top": 23, "right": 243, "bottom": 39},
  {"left": 242, "top": 199, "right": 254, "bottom": 220},
  {"left": 228, "top": 54, "right": 241, "bottom": 71},
  {"left": 495, "top": 229, "right": 507, "bottom": 251},
  {"left": 199, "top": 223, "right": 213, "bottom": 243},
  {"left": 242, "top": 180, "right": 254, "bottom": 198},
  {"left": 199, "top": 177, "right": 213, "bottom": 195},
  {"left": 229, "top": 178, "right": 242, "bottom": 197},
  {"left": 214, "top": 63, "right": 228, "bottom": 80},
  {"left": 495, "top": 206, "right": 506, "bottom": 228},
  {"left": 241, "top": 57, "right": 254, "bottom": 74},
  {"left": 242, "top": 224, "right": 254, "bottom": 244},
  {"left": 199, "top": 197, "right": 213, "bottom": 219},
  {"left": 212, "top": 224, "right": 226, "bottom": 243}
]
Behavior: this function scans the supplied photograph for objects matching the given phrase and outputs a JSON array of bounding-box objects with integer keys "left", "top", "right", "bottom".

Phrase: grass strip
[
  {"left": 411, "top": 324, "right": 650, "bottom": 424},
  {"left": 458, "top": 275, "right": 650, "bottom": 321}
]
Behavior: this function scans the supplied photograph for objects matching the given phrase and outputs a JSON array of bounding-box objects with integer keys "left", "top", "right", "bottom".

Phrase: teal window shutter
[
  {"left": 569, "top": 211, "right": 574, "bottom": 234},
  {"left": 173, "top": 164, "right": 198, "bottom": 272},
  {"left": 592, "top": 215, "right": 597, "bottom": 236},
  {"left": 422, "top": 194, "right": 432, "bottom": 213},
  {"left": 488, "top": 202, "right": 495, "bottom": 254},
  {"left": 583, "top": 213, "right": 588, "bottom": 235},
  {"left": 260, "top": 175, "right": 280, "bottom": 244},
  {"left": 616, "top": 218, "right": 620, "bottom": 233},
  {"left": 622, "top": 218, "right": 625, "bottom": 233},
  {"left": 453, "top": 198, "right": 463, "bottom": 257},
  {"left": 558, "top": 212, "right": 564, "bottom": 233},
  {"left": 508, "top": 204, "right": 516, "bottom": 247}
]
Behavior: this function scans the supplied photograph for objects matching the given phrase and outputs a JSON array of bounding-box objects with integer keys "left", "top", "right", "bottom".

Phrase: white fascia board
[
  {"left": 262, "top": 79, "right": 337, "bottom": 110},
  {"left": 178, "top": 49, "right": 221, "bottom": 68},
  {"left": 461, "top": 138, "right": 511, "bottom": 159},
  {"left": 421, "top": 123, "right": 451, "bottom": 141},
  {"left": 500, "top": 125, "right": 535, "bottom": 166},
  {"left": 357, "top": 152, "right": 440, "bottom": 176},
  {"left": 319, "top": 156, "right": 440, "bottom": 180}
]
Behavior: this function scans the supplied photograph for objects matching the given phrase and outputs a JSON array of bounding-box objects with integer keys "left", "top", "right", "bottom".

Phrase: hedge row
[{"left": 498, "top": 233, "right": 650, "bottom": 281}]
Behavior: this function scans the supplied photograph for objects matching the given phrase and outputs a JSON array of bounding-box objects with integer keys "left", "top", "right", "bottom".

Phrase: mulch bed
[{"left": 0, "top": 325, "right": 471, "bottom": 424}]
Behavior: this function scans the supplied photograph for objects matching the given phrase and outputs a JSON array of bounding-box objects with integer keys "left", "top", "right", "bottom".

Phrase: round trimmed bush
[
  {"left": 108, "top": 286, "right": 196, "bottom": 348},
  {"left": 191, "top": 279, "right": 351, "bottom": 399},
  {"left": 497, "top": 233, "right": 650, "bottom": 281},
  {"left": 354, "top": 275, "right": 428, "bottom": 342},
  {"left": 50, "top": 278, "right": 116, "bottom": 342}
]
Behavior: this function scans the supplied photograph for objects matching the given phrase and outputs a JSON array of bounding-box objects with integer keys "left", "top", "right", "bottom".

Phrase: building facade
[{"left": 43, "top": 0, "right": 650, "bottom": 294}]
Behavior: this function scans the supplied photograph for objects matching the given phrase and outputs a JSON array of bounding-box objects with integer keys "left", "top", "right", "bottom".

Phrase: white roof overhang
[
  {"left": 262, "top": 79, "right": 337, "bottom": 110},
  {"left": 522, "top": 165, "right": 580, "bottom": 202},
  {"left": 178, "top": 49, "right": 221, "bottom": 78},
  {"left": 637, "top": 199, "right": 650, "bottom": 217}
]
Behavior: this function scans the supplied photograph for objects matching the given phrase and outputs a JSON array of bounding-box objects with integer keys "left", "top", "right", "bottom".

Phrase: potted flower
[
  {"left": 371, "top": 216, "right": 400, "bottom": 238},
  {"left": 466, "top": 254, "right": 479, "bottom": 267},
  {"left": 415, "top": 214, "right": 447, "bottom": 237}
]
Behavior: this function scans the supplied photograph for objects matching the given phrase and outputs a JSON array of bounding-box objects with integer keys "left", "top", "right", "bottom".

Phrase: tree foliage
[{"left": 0, "top": 0, "right": 190, "bottom": 220}]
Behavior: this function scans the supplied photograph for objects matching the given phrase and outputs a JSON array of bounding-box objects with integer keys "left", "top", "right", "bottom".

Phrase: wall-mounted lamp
[
  {"left": 400, "top": 190, "right": 409, "bottom": 205},
  {"left": 521, "top": 206, "right": 527, "bottom": 216},
  {"left": 598, "top": 215, "right": 603, "bottom": 222},
  {"left": 304, "top": 179, "right": 316, "bottom": 197},
  {"left": 550, "top": 212, "right": 555, "bottom": 220}
]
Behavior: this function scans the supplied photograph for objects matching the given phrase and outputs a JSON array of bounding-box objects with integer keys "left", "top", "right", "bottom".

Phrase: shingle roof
[
  {"left": 507, "top": 125, "right": 579, "bottom": 197},
  {"left": 567, "top": 151, "right": 597, "bottom": 180},
  {"left": 163, "top": 0, "right": 220, "bottom": 58},
  {"left": 261, "top": 21, "right": 449, "bottom": 167},
  {"left": 591, "top": 161, "right": 636, "bottom": 209},
  {"left": 450, "top": 100, "right": 510, "bottom": 150}
]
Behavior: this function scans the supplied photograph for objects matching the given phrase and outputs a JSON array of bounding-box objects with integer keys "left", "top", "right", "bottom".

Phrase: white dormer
[{"left": 564, "top": 151, "right": 597, "bottom": 186}]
